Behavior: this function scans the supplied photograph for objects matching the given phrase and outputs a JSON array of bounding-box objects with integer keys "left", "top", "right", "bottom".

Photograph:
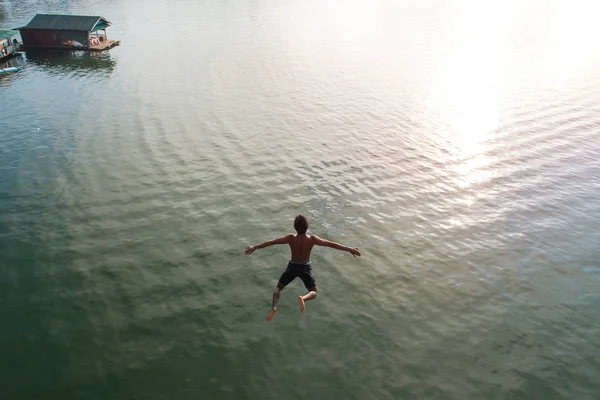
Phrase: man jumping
[{"left": 245, "top": 215, "right": 361, "bottom": 321}]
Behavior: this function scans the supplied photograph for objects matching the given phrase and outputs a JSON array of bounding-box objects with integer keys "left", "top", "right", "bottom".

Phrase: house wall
[{"left": 20, "top": 29, "right": 89, "bottom": 48}]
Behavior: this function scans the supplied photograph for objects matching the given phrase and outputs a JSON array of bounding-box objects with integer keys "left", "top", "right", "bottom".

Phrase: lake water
[{"left": 1, "top": 0, "right": 600, "bottom": 398}]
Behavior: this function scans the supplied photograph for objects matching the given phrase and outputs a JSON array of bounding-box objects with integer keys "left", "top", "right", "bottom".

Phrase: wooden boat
[{"left": 0, "top": 66, "right": 20, "bottom": 74}]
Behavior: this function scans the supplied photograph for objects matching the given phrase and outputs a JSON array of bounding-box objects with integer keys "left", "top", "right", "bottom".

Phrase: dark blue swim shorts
[{"left": 278, "top": 260, "right": 316, "bottom": 290}]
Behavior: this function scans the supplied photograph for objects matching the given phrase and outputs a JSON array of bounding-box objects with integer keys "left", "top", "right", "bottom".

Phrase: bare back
[{"left": 289, "top": 234, "right": 316, "bottom": 263}]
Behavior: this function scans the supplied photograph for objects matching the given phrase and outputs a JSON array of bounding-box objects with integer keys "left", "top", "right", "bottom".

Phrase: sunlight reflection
[
  {"left": 536, "top": 0, "right": 600, "bottom": 82},
  {"left": 428, "top": 1, "right": 517, "bottom": 188},
  {"left": 327, "top": 2, "right": 373, "bottom": 38},
  {"left": 290, "top": 0, "right": 375, "bottom": 40}
]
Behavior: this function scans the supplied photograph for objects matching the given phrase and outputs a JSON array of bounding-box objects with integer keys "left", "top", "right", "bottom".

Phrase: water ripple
[{"left": 2, "top": 0, "right": 600, "bottom": 399}]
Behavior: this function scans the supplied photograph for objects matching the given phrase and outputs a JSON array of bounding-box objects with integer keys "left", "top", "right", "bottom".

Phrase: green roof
[
  {"left": 0, "top": 29, "right": 19, "bottom": 40},
  {"left": 92, "top": 20, "right": 110, "bottom": 31},
  {"left": 20, "top": 14, "right": 111, "bottom": 32}
]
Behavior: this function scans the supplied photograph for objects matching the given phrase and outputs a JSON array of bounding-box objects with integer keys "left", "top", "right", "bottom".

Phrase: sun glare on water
[{"left": 426, "top": 0, "right": 520, "bottom": 189}]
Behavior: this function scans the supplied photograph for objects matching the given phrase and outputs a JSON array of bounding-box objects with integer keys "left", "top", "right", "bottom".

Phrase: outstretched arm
[
  {"left": 312, "top": 236, "right": 361, "bottom": 257},
  {"left": 245, "top": 234, "right": 293, "bottom": 255}
]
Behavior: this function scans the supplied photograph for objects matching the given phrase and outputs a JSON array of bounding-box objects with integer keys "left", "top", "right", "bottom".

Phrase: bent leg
[
  {"left": 298, "top": 286, "right": 317, "bottom": 314},
  {"left": 302, "top": 287, "right": 318, "bottom": 302}
]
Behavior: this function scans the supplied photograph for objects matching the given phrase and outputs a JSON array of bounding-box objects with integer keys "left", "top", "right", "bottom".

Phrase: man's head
[{"left": 294, "top": 215, "right": 308, "bottom": 234}]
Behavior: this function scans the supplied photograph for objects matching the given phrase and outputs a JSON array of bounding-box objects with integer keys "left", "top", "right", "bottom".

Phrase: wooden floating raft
[
  {"left": 22, "top": 40, "right": 121, "bottom": 52},
  {"left": 88, "top": 39, "right": 120, "bottom": 51}
]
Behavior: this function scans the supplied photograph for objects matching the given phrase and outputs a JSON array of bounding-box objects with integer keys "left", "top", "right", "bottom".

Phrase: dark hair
[{"left": 294, "top": 215, "right": 308, "bottom": 234}]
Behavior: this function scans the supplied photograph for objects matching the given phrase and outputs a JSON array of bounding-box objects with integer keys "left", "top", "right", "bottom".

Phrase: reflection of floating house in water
[
  {"left": 25, "top": 49, "right": 116, "bottom": 73},
  {"left": 0, "top": 29, "right": 22, "bottom": 61},
  {"left": 18, "top": 14, "right": 120, "bottom": 51}
]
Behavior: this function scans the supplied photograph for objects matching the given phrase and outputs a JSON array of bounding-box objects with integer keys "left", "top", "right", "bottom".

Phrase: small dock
[
  {"left": 88, "top": 39, "right": 120, "bottom": 51},
  {"left": 33, "top": 39, "right": 121, "bottom": 52}
]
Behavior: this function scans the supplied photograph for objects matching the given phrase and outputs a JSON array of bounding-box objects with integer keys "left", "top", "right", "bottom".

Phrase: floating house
[
  {"left": 18, "top": 14, "right": 120, "bottom": 51},
  {"left": 0, "top": 29, "right": 22, "bottom": 61}
]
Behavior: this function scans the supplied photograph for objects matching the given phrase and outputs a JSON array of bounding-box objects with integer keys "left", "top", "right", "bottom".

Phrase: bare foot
[
  {"left": 298, "top": 296, "right": 305, "bottom": 314},
  {"left": 266, "top": 307, "right": 277, "bottom": 321}
]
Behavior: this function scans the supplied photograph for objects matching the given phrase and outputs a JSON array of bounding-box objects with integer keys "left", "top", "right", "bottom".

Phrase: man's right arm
[
  {"left": 245, "top": 234, "right": 293, "bottom": 255},
  {"left": 312, "top": 236, "right": 361, "bottom": 257}
]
